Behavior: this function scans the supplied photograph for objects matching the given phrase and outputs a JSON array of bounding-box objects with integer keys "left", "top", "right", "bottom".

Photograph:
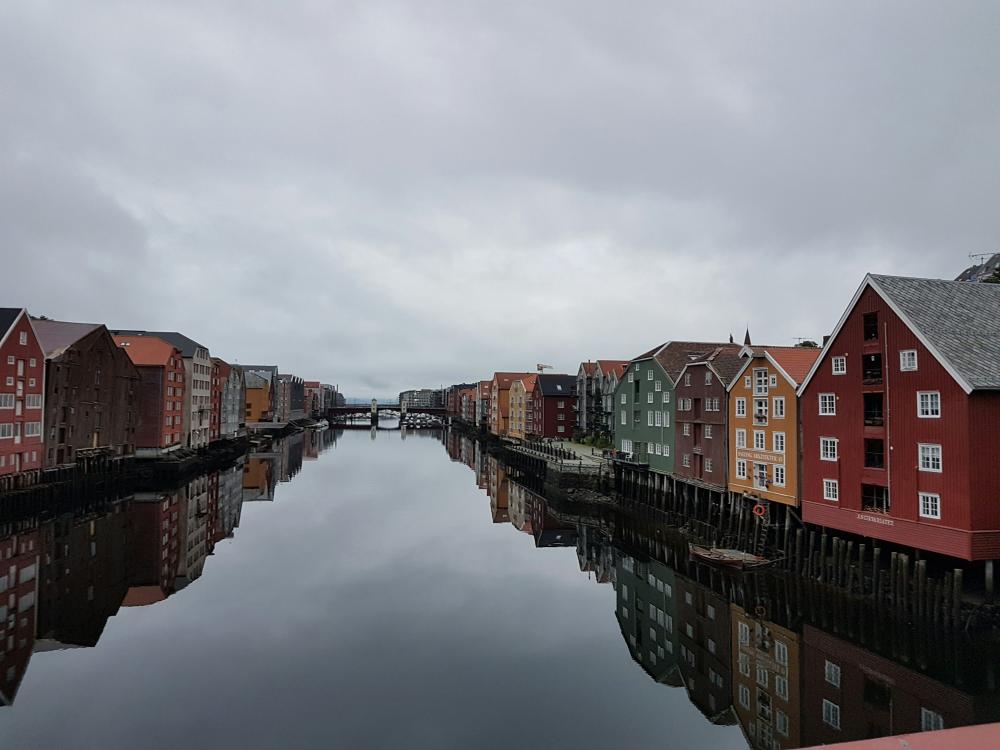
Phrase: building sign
[
  {"left": 856, "top": 513, "right": 895, "bottom": 526},
  {"left": 736, "top": 448, "right": 783, "bottom": 464}
]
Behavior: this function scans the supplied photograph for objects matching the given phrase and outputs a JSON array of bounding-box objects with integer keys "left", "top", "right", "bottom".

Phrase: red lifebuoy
[{"left": 753, "top": 503, "right": 766, "bottom": 518}]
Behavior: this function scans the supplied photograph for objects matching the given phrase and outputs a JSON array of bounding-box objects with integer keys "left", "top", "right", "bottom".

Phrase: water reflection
[
  {"left": 444, "top": 429, "right": 1000, "bottom": 749},
  {"left": 0, "top": 428, "right": 342, "bottom": 707}
]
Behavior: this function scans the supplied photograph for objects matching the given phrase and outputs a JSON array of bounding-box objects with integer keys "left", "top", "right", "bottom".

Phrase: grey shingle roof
[
  {"left": 536, "top": 373, "right": 577, "bottom": 396},
  {"left": 870, "top": 274, "right": 1000, "bottom": 390},
  {"left": 0, "top": 308, "right": 23, "bottom": 339}
]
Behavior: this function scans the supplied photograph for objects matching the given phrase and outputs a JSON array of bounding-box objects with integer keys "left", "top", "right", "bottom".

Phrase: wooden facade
[{"left": 799, "top": 277, "right": 1000, "bottom": 561}]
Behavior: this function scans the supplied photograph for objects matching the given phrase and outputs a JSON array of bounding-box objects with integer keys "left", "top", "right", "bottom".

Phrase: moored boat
[{"left": 688, "top": 544, "right": 772, "bottom": 570}]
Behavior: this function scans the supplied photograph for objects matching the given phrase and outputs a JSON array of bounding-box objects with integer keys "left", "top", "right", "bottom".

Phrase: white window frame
[
  {"left": 647, "top": 369, "right": 653, "bottom": 381},
  {"left": 900, "top": 349, "right": 918, "bottom": 371},
  {"left": 647, "top": 392, "right": 653, "bottom": 404},
  {"left": 773, "top": 396, "right": 785, "bottom": 419},
  {"left": 705, "top": 458, "right": 713, "bottom": 473},
  {"left": 704, "top": 425, "right": 712, "bottom": 439},
  {"left": 647, "top": 411, "right": 654, "bottom": 427},
  {"left": 823, "top": 479, "right": 839, "bottom": 502},
  {"left": 620, "top": 409, "right": 626, "bottom": 426},
  {"left": 682, "top": 423, "right": 691, "bottom": 437},
  {"left": 921, "top": 708, "right": 944, "bottom": 732},
  {"left": 819, "top": 393, "right": 836, "bottom": 415},
  {"left": 654, "top": 411, "right": 662, "bottom": 427},
  {"left": 654, "top": 380, "right": 662, "bottom": 392},
  {"left": 832, "top": 356, "right": 847, "bottom": 375},
  {"left": 775, "top": 640, "right": 788, "bottom": 666},
  {"left": 704, "top": 371, "right": 712, "bottom": 385},
  {"left": 825, "top": 660, "right": 841, "bottom": 687},
  {"left": 919, "top": 443, "right": 942, "bottom": 473},
  {"left": 917, "top": 391, "right": 940, "bottom": 418},
  {"left": 620, "top": 392, "right": 626, "bottom": 404},
  {"left": 753, "top": 430, "right": 766, "bottom": 450},
  {"left": 735, "top": 397, "right": 746, "bottom": 418},
  {"left": 823, "top": 699, "right": 841, "bottom": 730},
  {"left": 820, "top": 437, "right": 838, "bottom": 461},
  {"left": 736, "top": 429, "right": 747, "bottom": 449},
  {"left": 736, "top": 459, "right": 747, "bottom": 479},
  {"left": 919, "top": 492, "right": 941, "bottom": 520},
  {"left": 773, "top": 432, "right": 785, "bottom": 454},
  {"left": 773, "top": 464, "right": 786, "bottom": 487}
]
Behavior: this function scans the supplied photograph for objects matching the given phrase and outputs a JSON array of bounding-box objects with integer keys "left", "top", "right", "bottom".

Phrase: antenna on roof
[
  {"left": 969, "top": 253, "right": 992, "bottom": 263},
  {"left": 536, "top": 364, "right": 552, "bottom": 373}
]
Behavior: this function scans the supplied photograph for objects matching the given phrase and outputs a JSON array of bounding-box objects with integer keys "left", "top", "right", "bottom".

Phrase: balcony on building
[
  {"left": 863, "top": 392, "right": 884, "bottom": 426},
  {"left": 862, "top": 353, "right": 883, "bottom": 385},
  {"left": 862, "top": 483, "right": 890, "bottom": 513},
  {"left": 864, "top": 438, "right": 885, "bottom": 469}
]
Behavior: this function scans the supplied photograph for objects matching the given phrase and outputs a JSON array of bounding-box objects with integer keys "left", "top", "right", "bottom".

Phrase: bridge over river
[{"left": 327, "top": 399, "right": 446, "bottom": 425}]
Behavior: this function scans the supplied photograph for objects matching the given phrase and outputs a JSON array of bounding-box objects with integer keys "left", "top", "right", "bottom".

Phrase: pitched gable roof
[
  {"left": 767, "top": 346, "right": 822, "bottom": 385},
  {"left": 653, "top": 341, "right": 735, "bottom": 382},
  {"left": 32, "top": 319, "right": 103, "bottom": 358},
  {"left": 0, "top": 308, "right": 22, "bottom": 340},
  {"left": 579, "top": 361, "right": 597, "bottom": 375},
  {"left": 113, "top": 335, "right": 179, "bottom": 367},
  {"left": 675, "top": 344, "right": 745, "bottom": 386},
  {"left": 870, "top": 274, "right": 1000, "bottom": 391},
  {"left": 537, "top": 373, "right": 576, "bottom": 395},
  {"left": 111, "top": 330, "right": 206, "bottom": 357},
  {"left": 492, "top": 372, "right": 532, "bottom": 391},
  {"left": 597, "top": 359, "right": 630, "bottom": 376},
  {"left": 799, "top": 274, "right": 1000, "bottom": 394}
]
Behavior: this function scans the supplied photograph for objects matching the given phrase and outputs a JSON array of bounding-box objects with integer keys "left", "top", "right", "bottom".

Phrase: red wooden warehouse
[{"left": 798, "top": 275, "right": 1000, "bottom": 563}]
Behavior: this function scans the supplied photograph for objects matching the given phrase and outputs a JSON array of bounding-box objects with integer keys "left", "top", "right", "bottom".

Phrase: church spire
[{"left": 743, "top": 327, "right": 752, "bottom": 346}]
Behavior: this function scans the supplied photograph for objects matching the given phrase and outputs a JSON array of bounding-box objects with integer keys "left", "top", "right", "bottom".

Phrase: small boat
[{"left": 689, "top": 545, "right": 771, "bottom": 570}]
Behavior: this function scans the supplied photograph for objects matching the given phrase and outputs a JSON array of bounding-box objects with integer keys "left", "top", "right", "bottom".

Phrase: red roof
[
  {"left": 580, "top": 361, "right": 598, "bottom": 375},
  {"left": 113, "top": 335, "right": 179, "bottom": 367},
  {"left": 518, "top": 374, "right": 539, "bottom": 392},
  {"left": 303, "top": 380, "right": 321, "bottom": 388},
  {"left": 492, "top": 372, "right": 533, "bottom": 391},
  {"left": 597, "top": 359, "right": 629, "bottom": 376},
  {"left": 766, "top": 346, "right": 823, "bottom": 385}
]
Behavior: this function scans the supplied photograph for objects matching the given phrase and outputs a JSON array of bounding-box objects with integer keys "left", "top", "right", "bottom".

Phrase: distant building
[
  {"left": 113, "top": 335, "right": 186, "bottom": 456},
  {"left": 212, "top": 358, "right": 245, "bottom": 440},
  {"left": 532, "top": 373, "right": 577, "bottom": 438},
  {"left": 240, "top": 365, "right": 279, "bottom": 421},
  {"left": 475, "top": 380, "right": 491, "bottom": 429},
  {"left": 243, "top": 371, "right": 272, "bottom": 423},
  {"left": 275, "top": 374, "right": 305, "bottom": 422},
  {"left": 34, "top": 319, "right": 140, "bottom": 467},
  {"left": 0, "top": 308, "right": 45, "bottom": 476},
  {"left": 398, "top": 388, "right": 443, "bottom": 409},
  {"left": 507, "top": 374, "right": 538, "bottom": 440},
  {"left": 110, "top": 330, "right": 213, "bottom": 448},
  {"left": 489, "top": 373, "right": 531, "bottom": 436},
  {"left": 303, "top": 381, "right": 322, "bottom": 417},
  {"left": 956, "top": 253, "right": 1000, "bottom": 282}
]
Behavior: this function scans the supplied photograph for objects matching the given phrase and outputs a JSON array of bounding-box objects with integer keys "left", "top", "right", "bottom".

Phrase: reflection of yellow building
[
  {"left": 730, "top": 603, "right": 801, "bottom": 750},
  {"left": 244, "top": 375, "right": 272, "bottom": 422},
  {"left": 507, "top": 375, "right": 537, "bottom": 440}
]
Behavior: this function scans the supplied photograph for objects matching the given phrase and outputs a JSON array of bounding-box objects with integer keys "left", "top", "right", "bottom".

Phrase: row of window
[
  {"left": 735, "top": 460, "right": 786, "bottom": 486},
  {"left": 3, "top": 356, "right": 37, "bottom": 368},
  {"left": 820, "top": 439, "right": 942, "bottom": 472},
  {"left": 0, "top": 422, "right": 42, "bottom": 438},
  {"left": 0, "top": 394, "right": 42, "bottom": 409},
  {"left": 735, "top": 429, "right": 785, "bottom": 453},
  {"left": 830, "top": 349, "right": 919, "bottom": 376},
  {"left": 822, "top": 480, "right": 942, "bottom": 519},
  {"left": 818, "top": 390, "right": 940, "bottom": 417}
]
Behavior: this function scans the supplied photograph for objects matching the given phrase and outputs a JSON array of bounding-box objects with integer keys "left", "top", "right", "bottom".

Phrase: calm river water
[{"left": 0, "top": 425, "right": 996, "bottom": 749}]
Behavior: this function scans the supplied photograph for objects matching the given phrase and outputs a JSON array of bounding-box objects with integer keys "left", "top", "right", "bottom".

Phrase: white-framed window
[
  {"left": 774, "top": 465, "right": 786, "bottom": 487},
  {"left": 754, "top": 398, "right": 768, "bottom": 422},
  {"left": 18, "top": 332, "right": 27, "bottom": 345},
  {"left": 736, "top": 459, "right": 748, "bottom": 479},
  {"left": 682, "top": 454, "right": 690, "bottom": 468},
  {"left": 739, "top": 653, "right": 751, "bottom": 677},
  {"left": 655, "top": 411, "right": 662, "bottom": 427},
  {"left": 663, "top": 444, "right": 670, "bottom": 457},
  {"left": 704, "top": 371, "right": 713, "bottom": 385},
  {"left": 769, "top": 375, "right": 778, "bottom": 388},
  {"left": 900, "top": 349, "right": 918, "bottom": 371},
  {"left": 704, "top": 425, "right": 713, "bottom": 439},
  {"left": 4, "top": 377, "right": 11, "bottom": 386},
  {"left": 821, "top": 437, "right": 839, "bottom": 461},
  {"left": 917, "top": 391, "right": 940, "bottom": 418},
  {"left": 756, "top": 665, "right": 769, "bottom": 688},
  {"left": 754, "top": 368, "right": 769, "bottom": 395},
  {"left": 754, "top": 430, "right": 766, "bottom": 450},
  {"left": 0, "top": 394, "right": 13, "bottom": 409},
  {"left": 634, "top": 363, "right": 639, "bottom": 371},
  {"left": 663, "top": 411, "right": 669, "bottom": 427},
  {"left": 739, "top": 684, "right": 751, "bottom": 710},
  {"left": 655, "top": 443, "right": 662, "bottom": 455},
  {"left": 647, "top": 411, "right": 654, "bottom": 427},
  {"left": 773, "top": 396, "right": 785, "bottom": 419},
  {"left": 647, "top": 392, "right": 653, "bottom": 404},
  {"left": 557, "top": 426, "right": 565, "bottom": 433},
  {"left": 919, "top": 443, "right": 942, "bottom": 472},
  {"left": 825, "top": 660, "right": 841, "bottom": 687},
  {"left": 823, "top": 479, "right": 839, "bottom": 502},
  {"left": 735, "top": 397, "right": 746, "bottom": 417},
  {"left": 776, "top": 710, "right": 789, "bottom": 737},
  {"left": 776, "top": 676, "right": 789, "bottom": 702},
  {"left": 823, "top": 699, "right": 841, "bottom": 730},
  {"left": 647, "top": 369, "right": 653, "bottom": 381},
  {"left": 819, "top": 393, "right": 836, "bottom": 415},
  {"left": 736, "top": 429, "right": 747, "bottom": 449},
  {"left": 832, "top": 356, "right": 847, "bottom": 375},
  {"left": 27, "top": 378, "right": 35, "bottom": 387},
  {"left": 775, "top": 640, "right": 788, "bottom": 666},
  {"left": 920, "top": 708, "right": 944, "bottom": 732},
  {"left": 773, "top": 432, "right": 785, "bottom": 453},
  {"left": 621, "top": 439, "right": 633, "bottom": 453},
  {"left": 28, "top": 358, "right": 36, "bottom": 368},
  {"left": 738, "top": 621, "right": 750, "bottom": 645},
  {"left": 0, "top": 423, "right": 14, "bottom": 439},
  {"left": 5, "top": 355, "right": 12, "bottom": 365},
  {"left": 620, "top": 409, "right": 626, "bottom": 426},
  {"left": 683, "top": 423, "right": 691, "bottom": 436},
  {"left": 662, "top": 392, "right": 670, "bottom": 404},
  {"left": 24, "top": 422, "right": 41, "bottom": 437},
  {"left": 654, "top": 380, "right": 662, "bottom": 392},
  {"left": 684, "top": 373, "right": 691, "bottom": 386},
  {"left": 919, "top": 492, "right": 941, "bottom": 519},
  {"left": 628, "top": 372, "right": 633, "bottom": 383},
  {"left": 744, "top": 375, "right": 752, "bottom": 389},
  {"left": 705, "top": 458, "right": 713, "bottom": 473}
]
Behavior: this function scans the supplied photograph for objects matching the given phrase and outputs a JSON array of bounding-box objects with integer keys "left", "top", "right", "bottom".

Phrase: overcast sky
[{"left": 3, "top": 2, "right": 998, "bottom": 397}]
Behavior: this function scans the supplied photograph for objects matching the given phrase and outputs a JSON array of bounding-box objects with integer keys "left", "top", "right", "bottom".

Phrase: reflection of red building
[
  {"left": 123, "top": 491, "right": 184, "bottom": 605},
  {"left": 0, "top": 526, "right": 40, "bottom": 705},
  {"left": 676, "top": 576, "right": 736, "bottom": 725},
  {"left": 801, "top": 624, "right": 1000, "bottom": 746}
]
